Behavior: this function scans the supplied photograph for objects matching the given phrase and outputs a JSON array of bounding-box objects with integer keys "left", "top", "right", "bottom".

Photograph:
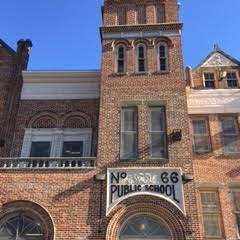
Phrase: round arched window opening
[
  {"left": 0, "top": 212, "right": 44, "bottom": 240},
  {"left": 119, "top": 215, "right": 172, "bottom": 240}
]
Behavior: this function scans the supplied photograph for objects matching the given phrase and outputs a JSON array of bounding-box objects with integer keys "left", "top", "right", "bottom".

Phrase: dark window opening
[
  {"left": 62, "top": 141, "right": 83, "bottom": 157},
  {"left": 30, "top": 142, "right": 51, "bottom": 158}
]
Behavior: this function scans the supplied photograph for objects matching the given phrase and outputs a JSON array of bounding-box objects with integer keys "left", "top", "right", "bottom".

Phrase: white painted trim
[
  {"left": 187, "top": 89, "right": 240, "bottom": 114},
  {"left": 102, "top": 30, "right": 180, "bottom": 40},
  {"left": 21, "top": 71, "right": 100, "bottom": 100},
  {"left": 21, "top": 128, "right": 92, "bottom": 158},
  {"left": 22, "top": 71, "right": 101, "bottom": 83},
  {"left": 21, "top": 83, "right": 100, "bottom": 100}
]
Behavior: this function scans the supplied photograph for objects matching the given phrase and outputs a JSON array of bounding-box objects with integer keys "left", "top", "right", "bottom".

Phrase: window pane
[
  {"left": 204, "top": 73, "right": 214, "bottom": 80},
  {"left": 159, "top": 45, "right": 166, "bottom": 57},
  {"left": 151, "top": 109, "right": 165, "bottom": 131},
  {"left": 205, "top": 81, "right": 215, "bottom": 89},
  {"left": 138, "top": 46, "right": 144, "bottom": 58},
  {"left": 201, "top": 192, "right": 218, "bottom": 212},
  {"left": 121, "top": 108, "right": 137, "bottom": 160},
  {"left": 203, "top": 214, "right": 221, "bottom": 237},
  {"left": 120, "top": 215, "right": 171, "bottom": 239},
  {"left": 233, "top": 192, "right": 240, "bottom": 211},
  {"left": 138, "top": 59, "right": 145, "bottom": 72},
  {"left": 192, "top": 120, "right": 207, "bottom": 134},
  {"left": 30, "top": 142, "right": 51, "bottom": 158},
  {"left": 223, "top": 136, "right": 240, "bottom": 153},
  {"left": 118, "top": 60, "right": 124, "bottom": 73},
  {"left": 193, "top": 136, "right": 209, "bottom": 152},
  {"left": 118, "top": 47, "right": 124, "bottom": 59},
  {"left": 221, "top": 118, "right": 237, "bottom": 134},
  {"left": 62, "top": 141, "right": 83, "bottom": 157},
  {"left": 237, "top": 214, "right": 240, "bottom": 236},
  {"left": 121, "top": 133, "right": 137, "bottom": 159},
  {"left": 160, "top": 58, "right": 166, "bottom": 71},
  {"left": 122, "top": 109, "right": 137, "bottom": 131},
  {"left": 151, "top": 133, "right": 167, "bottom": 158},
  {"left": 0, "top": 214, "right": 43, "bottom": 240},
  {"left": 227, "top": 72, "right": 238, "bottom": 88}
]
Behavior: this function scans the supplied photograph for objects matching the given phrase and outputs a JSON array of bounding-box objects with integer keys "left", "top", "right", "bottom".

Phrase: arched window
[
  {"left": 0, "top": 213, "right": 44, "bottom": 239},
  {"left": 137, "top": 45, "right": 146, "bottom": 72},
  {"left": 158, "top": 43, "right": 168, "bottom": 72},
  {"left": 119, "top": 215, "right": 172, "bottom": 240},
  {"left": 116, "top": 46, "right": 125, "bottom": 73}
]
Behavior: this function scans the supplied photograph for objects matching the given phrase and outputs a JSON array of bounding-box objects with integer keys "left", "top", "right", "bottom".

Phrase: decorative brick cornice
[{"left": 101, "top": 22, "right": 182, "bottom": 34}]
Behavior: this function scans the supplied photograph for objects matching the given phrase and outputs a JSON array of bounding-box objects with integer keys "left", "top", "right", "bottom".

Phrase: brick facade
[
  {"left": 188, "top": 46, "right": 240, "bottom": 239},
  {"left": 0, "top": 1, "right": 239, "bottom": 240}
]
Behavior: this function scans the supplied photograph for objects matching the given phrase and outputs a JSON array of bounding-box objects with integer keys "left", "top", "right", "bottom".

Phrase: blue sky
[{"left": 1, "top": 0, "right": 239, "bottom": 70}]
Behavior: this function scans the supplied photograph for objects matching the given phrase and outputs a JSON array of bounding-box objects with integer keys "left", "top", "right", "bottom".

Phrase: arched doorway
[{"left": 119, "top": 215, "right": 172, "bottom": 240}]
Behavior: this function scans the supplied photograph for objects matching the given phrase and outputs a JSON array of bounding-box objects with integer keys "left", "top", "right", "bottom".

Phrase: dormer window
[
  {"left": 226, "top": 72, "right": 238, "bottom": 88},
  {"left": 116, "top": 46, "right": 125, "bottom": 73},
  {"left": 204, "top": 73, "right": 215, "bottom": 89},
  {"left": 137, "top": 45, "right": 146, "bottom": 72},
  {"left": 158, "top": 43, "right": 168, "bottom": 72}
]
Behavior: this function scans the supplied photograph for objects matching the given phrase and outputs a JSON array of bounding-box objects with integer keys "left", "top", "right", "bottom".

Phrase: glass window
[
  {"left": 221, "top": 117, "right": 240, "bottom": 153},
  {"left": 227, "top": 72, "right": 238, "bottom": 88},
  {"left": 192, "top": 119, "right": 210, "bottom": 153},
  {"left": 159, "top": 44, "right": 168, "bottom": 72},
  {"left": 120, "top": 108, "right": 138, "bottom": 160},
  {"left": 232, "top": 191, "right": 240, "bottom": 237},
  {"left": 0, "top": 213, "right": 43, "bottom": 240},
  {"left": 117, "top": 47, "right": 125, "bottom": 73},
  {"left": 30, "top": 142, "right": 51, "bottom": 158},
  {"left": 137, "top": 45, "right": 146, "bottom": 72},
  {"left": 62, "top": 141, "right": 83, "bottom": 157},
  {"left": 200, "top": 191, "right": 222, "bottom": 238},
  {"left": 120, "top": 215, "right": 172, "bottom": 240},
  {"left": 149, "top": 107, "right": 167, "bottom": 159},
  {"left": 204, "top": 73, "right": 215, "bottom": 89}
]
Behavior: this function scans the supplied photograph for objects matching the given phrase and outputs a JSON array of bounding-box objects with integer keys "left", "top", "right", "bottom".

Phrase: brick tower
[
  {"left": 0, "top": 39, "right": 32, "bottom": 157},
  {"left": 97, "top": 0, "right": 201, "bottom": 239}
]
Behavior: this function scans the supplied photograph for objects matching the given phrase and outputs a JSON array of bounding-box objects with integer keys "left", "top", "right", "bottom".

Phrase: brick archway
[{"left": 106, "top": 196, "right": 187, "bottom": 240}]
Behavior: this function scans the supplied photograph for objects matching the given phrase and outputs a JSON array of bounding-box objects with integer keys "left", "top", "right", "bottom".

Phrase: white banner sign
[{"left": 106, "top": 168, "right": 185, "bottom": 215}]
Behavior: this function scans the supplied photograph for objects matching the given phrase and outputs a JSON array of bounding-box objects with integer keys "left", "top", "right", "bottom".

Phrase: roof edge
[{"left": 0, "top": 39, "right": 16, "bottom": 56}]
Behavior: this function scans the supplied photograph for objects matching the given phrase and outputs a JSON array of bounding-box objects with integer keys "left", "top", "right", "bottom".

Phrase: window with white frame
[
  {"left": 192, "top": 118, "right": 210, "bottom": 153},
  {"left": 149, "top": 107, "right": 167, "bottom": 159},
  {"left": 221, "top": 117, "right": 240, "bottom": 153},
  {"left": 136, "top": 45, "right": 146, "bottom": 72},
  {"left": 204, "top": 72, "right": 215, "bottom": 89},
  {"left": 21, "top": 128, "right": 92, "bottom": 158},
  {"left": 158, "top": 43, "right": 168, "bottom": 72},
  {"left": 232, "top": 190, "right": 240, "bottom": 238},
  {"left": 200, "top": 190, "right": 223, "bottom": 238},
  {"left": 226, "top": 72, "right": 238, "bottom": 88}
]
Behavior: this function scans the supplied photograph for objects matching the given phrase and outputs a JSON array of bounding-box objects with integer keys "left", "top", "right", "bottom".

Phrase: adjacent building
[
  {"left": 187, "top": 45, "right": 240, "bottom": 239},
  {"left": 0, "top": 0, "right": 239, "bottom": 239}
]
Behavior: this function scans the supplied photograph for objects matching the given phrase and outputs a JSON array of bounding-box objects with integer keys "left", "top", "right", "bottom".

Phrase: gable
[{"left": 202, "top": 52, "right": 239, "bottom": 67}]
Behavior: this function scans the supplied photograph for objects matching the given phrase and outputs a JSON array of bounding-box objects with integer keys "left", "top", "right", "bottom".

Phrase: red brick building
[
  {"left": 187, "top": 45, "right": 240, "bottom": 239},
  {"left": 0, "top": 0, "right": 239, "bottom": 239}
]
